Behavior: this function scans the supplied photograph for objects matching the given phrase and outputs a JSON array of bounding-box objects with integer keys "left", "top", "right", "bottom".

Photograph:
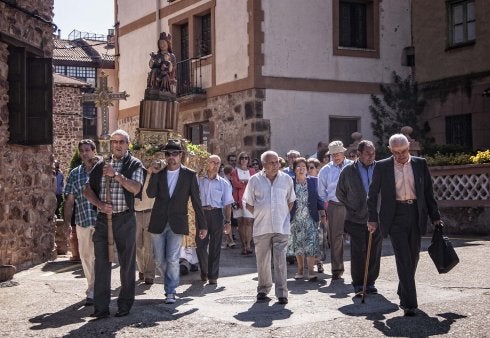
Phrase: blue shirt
[
  {"left": 198, "top": 174, "right": 234, "bottom": 208},
  {"left": 283, "top": 167, "right": 295, "bottom": 178},
  {"left": 318, "top": 159, "right": 353, "bottom": 202},
  {"left": 55, "top": 171, "right": 64, "bottom": 195},
  {"left": 357, "top": 161, "right": 375, "bottom": 194},
  {"left": 64, "top": 165, "right": 97, "bottom": 227}
]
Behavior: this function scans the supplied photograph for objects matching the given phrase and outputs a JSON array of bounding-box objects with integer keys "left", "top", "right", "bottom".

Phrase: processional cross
[{"left": 82, "top": 72, "right": 129, "bottom": 155}]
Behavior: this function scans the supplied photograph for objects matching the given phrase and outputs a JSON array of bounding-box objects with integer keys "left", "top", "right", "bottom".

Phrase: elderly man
[
  {"left": 243, "top": 150, "right": 296, "bottom": 305},
  {"left": 318, "top": 140, "right": 353, "bottom": 280},
  {"left": 283, "top": 150, "right": 300, "bottom": 178},
  {"left": 196, "top": 155, "right": 234, "bottom": 285},
  {"left": 84, "top": 129, "right": 145, "bottom": 319},
  {"left": 367, "top": 134, "right": 442, "bottom": 317},
  {"left": 147, "top": 139, "right": 207, "bottom": 304},
  {"left": 336, "top": 140, "right": 382, "bottom": 295},
  {"left": 64, "top": 139, "right": 99, "bottom": 306}
]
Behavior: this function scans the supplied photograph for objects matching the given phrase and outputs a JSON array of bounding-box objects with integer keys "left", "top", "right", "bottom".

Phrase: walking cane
[
  {"left": 357, "top": 231, "right": 373, "bottom": 303},
  {"left": 105, "top": 157, "right": 115, "bottom": 263}
]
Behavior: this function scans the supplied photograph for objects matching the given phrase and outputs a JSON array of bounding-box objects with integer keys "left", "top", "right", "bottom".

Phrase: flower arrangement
[{"left": 470, "top": 149, "right": 490, "bottom": 164}]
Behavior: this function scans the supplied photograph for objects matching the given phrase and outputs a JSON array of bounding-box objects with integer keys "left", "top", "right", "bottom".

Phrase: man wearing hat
[
  {"left": 146, "top": 139, "right": 207, "bottom": 304},
  {"left": 317, "top": 140, "right": 353, "bottom": 280}
]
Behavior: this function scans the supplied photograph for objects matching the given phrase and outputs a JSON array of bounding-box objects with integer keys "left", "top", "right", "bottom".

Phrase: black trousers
[
  {"left": 389, "top": 202, "right": 420, "bottom": 309},
  {"left": 93, "top": 211, "right": 136, "bottom": 313},
  {"left": 196, "top": 208, "right": 224, "bottom": 280},
  {"left": 344, "top": 220, "right": 382, "bottom": 287}
]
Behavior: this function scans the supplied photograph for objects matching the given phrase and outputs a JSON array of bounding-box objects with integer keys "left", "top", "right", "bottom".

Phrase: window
[
  {"left": 333, "top": 0, "right": 379, "bottom": 58},
  {"left": 448, "top": 0, "right": 475, "bottom": 46},
  {"left": 8, "top": 46, "right": 53, "bottom": 145},
  {"left": 83, "top": 103, "right": 97, "bottom": 140},
  {"left": 339, "top": 1, "right": 367, "bottom": 48},
  {"left": 196, "top": 13, "right": 211, "bottom": 56},
  {"left": 446, "top": 114, "right": 472, "bottom": 149},
  {"left": 329, "top": 117, "right": 359, "bottom": 147},
  {"left": 185, "top": 121, "right": 210, "bottom": 147},
  {"left": 54, "top": 65, "right": 96, "bottom": 86}
]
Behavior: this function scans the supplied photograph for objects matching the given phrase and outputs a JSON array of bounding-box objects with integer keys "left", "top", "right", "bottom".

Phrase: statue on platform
[{"left": 146, "top": 32, "right": 177, "bottom": 97}]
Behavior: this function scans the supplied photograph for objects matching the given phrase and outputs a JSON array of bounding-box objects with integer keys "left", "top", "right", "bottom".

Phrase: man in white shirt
[{"left": 243, "top": 151, "right": 296, "bottom": 305}]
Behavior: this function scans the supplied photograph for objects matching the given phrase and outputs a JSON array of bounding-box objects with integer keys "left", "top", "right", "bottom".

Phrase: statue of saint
[{"left": 147, "top": 32, "right": 177, "bottom": 94}]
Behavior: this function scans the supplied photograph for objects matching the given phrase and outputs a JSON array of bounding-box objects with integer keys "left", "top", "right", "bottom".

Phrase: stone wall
[
  {"left": 118, "top": 115, "right": 139, "bottom": 143},
  {"left": 0, "top": 0, "right": 57, "bottom": 272},
  {"left": 53, "top": 85, "right": 84, "bottom": 174},
  {"left": 178, "top": 89, "right": 270, "bottom": 160}
]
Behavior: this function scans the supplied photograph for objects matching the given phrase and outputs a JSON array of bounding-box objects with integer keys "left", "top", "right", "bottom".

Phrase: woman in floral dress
[{"left": 289, "top": 157, "right": 326, "bottom": 280}]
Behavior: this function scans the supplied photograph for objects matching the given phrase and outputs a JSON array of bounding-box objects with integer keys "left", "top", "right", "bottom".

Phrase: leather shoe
[
  {"left": 115, "top": 309, "right": 130, "bottom": 317},
  {"left": 208, "top": 279, "right": 217, "bottom": 285},
  {"left": 138, "top": 272, "right": 144, "bottom": 281},
  {"left": 84, "top": 297, "right": 94, "bottom": 306},
  {"left": 403, "top": 308, "right": 417, "bottom": 317},
  {"left": 144, "top": 278, "right": 154, "bottom": 285},
  {"left": 90, "top": 311, "right": 110, "bottom": 319},
  {"left": 278, "top": 297, "right": 288, "bottom": 305},
  {"left": 256, "top": 292, "right": 268, "bottom": 301},
  {"left": 200, "top": 272, "right": 208, "bottom": 282},
  {"left": 331, "top": 273, "right": 343, "bottom": 280}
]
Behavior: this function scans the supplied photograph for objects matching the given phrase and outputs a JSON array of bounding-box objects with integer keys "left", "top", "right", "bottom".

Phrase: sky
[{"left": 53, "top": 0, "right": 114, "bottom": 39}]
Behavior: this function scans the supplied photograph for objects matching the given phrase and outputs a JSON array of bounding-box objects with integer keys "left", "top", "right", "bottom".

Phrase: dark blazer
[
  {"left": 290, "top": 176, "right": 324, "bottom": 222},
  {"left": 367, "top": 156, "right": 440, "bottom": 238},
  {"left": 147, "top": 165, "right": 207, "bottom": 235}
]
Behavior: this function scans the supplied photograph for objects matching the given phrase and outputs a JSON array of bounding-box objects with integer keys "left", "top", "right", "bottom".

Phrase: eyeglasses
[
  {"left": 164, "top": 151, "right": 181, "bottom": 157},
  {"left": 308, "top": 166, "right": 316, "bottom": 170},
  {"left": 240, "top": 157, "right": 249, "bottom": 160},
  {"left": 110, "top": 139, "right": 126, "bottom": 145},
  {"left": 252, "top": 163, "right": 259, "bottom": 166}
]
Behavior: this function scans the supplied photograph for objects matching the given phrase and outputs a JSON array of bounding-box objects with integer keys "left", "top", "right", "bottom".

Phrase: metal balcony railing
[{"left": 176, "top": 58, "right": 206, "bottom": 97}]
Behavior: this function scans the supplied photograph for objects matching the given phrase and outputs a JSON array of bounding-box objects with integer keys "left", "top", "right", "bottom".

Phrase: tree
[{"left": 369, "top": 71, "right": 428, "bottom": 157}]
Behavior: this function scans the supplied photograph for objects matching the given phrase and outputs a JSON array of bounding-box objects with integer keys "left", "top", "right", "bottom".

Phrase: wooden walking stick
[
  {"left": 105, "top": 158, "right": 116, "bottom": 263},
  {"left": 357, "top": 231, "right": 373, "bottom": 303}
]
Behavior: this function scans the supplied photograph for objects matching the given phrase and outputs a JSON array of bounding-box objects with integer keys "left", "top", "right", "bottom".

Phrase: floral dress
[{"left": 288, "top": 181, "right": 320, "bottom": 257}]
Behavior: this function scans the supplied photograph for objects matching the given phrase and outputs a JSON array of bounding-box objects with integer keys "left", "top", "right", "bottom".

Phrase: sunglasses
[
  {"left": 164, "top": 151, "right": 181, "bottom": 157},
  {"left": 308, "top": 166, "right": 316, "bottom": 170},
  {"left": 252, "top": 163, "right": 259, "bottom": 166},
  {"left": 240, "top": 157, "right": 249, "bottom": 160}
]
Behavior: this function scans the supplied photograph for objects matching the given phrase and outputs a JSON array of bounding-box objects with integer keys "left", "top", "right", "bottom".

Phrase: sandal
[
  {"left": 294, "top": 273, "right": 304, "bottom": 280},
  {"left": 308, "top": 272, "right": 317, "bottom": 281},
  {"left": 317, "top": 262, "right": 324, "bottom": 273}
]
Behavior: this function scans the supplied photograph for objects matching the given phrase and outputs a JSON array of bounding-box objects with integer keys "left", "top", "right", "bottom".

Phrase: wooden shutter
[
  {"left": 26, "top": 57, "right": 53, "bottom": 145},
  {"left": 7, "top": 46, "right": 27, "bottom": 144}
]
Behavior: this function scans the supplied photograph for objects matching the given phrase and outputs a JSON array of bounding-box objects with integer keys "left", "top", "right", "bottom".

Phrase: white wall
[
  {"left": 264, "top": 89, "right": 374, "bottom": 156},
  {"left": 215, "top": 0, "right": 249, "bottom": 84},
  {"left": 261, "top": 0, "right": 411, "bottom": 83},
  {"left": 117, "top": 0, "right": 155, "bottom": 26}
]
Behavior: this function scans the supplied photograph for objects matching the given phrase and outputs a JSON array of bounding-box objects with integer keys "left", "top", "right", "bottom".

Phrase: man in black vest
[
  {"left": 84, "top": 129, "right": 144, "bottom": 319},
  {"left": 147, "top": 139, "right": 207, "bottom": 304}
]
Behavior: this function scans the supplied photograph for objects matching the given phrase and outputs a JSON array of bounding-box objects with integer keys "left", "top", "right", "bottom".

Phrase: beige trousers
[
  {"left": 76, "top": 225, "right": 95, "bottom": 299},
  {"left": 135, "top": 211, "right": 156, "bottom": 279}
]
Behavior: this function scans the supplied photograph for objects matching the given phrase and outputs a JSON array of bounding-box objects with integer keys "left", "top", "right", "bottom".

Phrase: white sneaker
[{"left": 164, "top": 294, "right": 176, "bottom": 304}]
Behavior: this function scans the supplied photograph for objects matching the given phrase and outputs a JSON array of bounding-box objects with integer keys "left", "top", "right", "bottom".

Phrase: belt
[
  {"left": 112, "top": 209, "right": 131, "bottom": 217},
  {"left": 396, "top": 199, "right": 416, "bottom": 204},
  {"left": 202, "top": 206, "right": 219, "bottom": 210},
  {"left": 135, "top": 209, "right": 152, "bottom": 213}
]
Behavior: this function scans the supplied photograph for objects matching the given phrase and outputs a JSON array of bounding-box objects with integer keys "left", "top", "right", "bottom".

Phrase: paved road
[{"left": 1, "top": 236, "right": 489, "bottom": 337}]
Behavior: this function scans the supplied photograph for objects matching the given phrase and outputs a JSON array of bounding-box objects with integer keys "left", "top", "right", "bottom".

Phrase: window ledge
[
  {"left": 338, "top": 46, "right": 376, "bottom": 52},
  {"left": 445, "top": 40, "right": 475, "bottom": 52}
]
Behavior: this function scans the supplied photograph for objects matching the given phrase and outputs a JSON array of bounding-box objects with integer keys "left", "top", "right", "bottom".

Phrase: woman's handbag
[{"left": 428, "top": 225, "right": 459, "bottom": 274}]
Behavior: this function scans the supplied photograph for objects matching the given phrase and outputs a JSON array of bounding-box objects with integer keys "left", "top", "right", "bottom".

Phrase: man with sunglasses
[
  {"left": 146, "top": 139, "right": 207, "bottom": 304},
  {"left": 367, "top": 134, "right": 442, "bottom": 316},
  {"left": 196, "top": 155, "right": 234, "bottom": 285},
  {"left": 84, "top": 129, "right": 145, "bottom": 319}
]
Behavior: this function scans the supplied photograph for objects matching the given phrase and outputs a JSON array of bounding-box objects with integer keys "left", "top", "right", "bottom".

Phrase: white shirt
[
  {"left": 236, "top": 167, "right": 251, "bottom": 180},
  {"left": 167, "top": 168, "right": 180, "bottom": 198},
  {"left": 242, "top": 170, "right": 296, "bottom": 236}
]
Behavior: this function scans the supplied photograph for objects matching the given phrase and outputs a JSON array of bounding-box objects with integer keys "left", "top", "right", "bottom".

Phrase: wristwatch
[{"left": 224, "top": 220, "right": 231, "bottom": 224}]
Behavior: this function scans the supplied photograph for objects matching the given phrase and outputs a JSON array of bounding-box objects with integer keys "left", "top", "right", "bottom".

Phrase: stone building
[
  {"left": 412, "top": 0, "right": 490, "bottom": 151},
  {"left": 115, "top": 0, "right": 412, "bottom": 159},
  {"left": 52, "top": 73, "right": 89, "bottom": 174},
  {"left": 0, "top": 0, "right": 56, "bottom": 274}
]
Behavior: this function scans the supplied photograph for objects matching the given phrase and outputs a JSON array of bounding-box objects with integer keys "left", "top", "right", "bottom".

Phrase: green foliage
[
  {"left": 470, "top": 150, "right": 490, "bottom": 164},
  {"left": 370, "top": 71, "right": 428, "bottom": 158},
  {"left": 424, "top": 152, "right": 472, "bottom": 166},
  {"left": 422, "top": 143, "right": 471, "bottom": 157},
  {"left": 68, "top": 148, "right": 82, "bottom": 172}
]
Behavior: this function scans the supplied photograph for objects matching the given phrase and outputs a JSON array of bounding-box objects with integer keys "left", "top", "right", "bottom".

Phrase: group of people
[{"left": 62, "top": 128, "right": 442, "bottom": 319}]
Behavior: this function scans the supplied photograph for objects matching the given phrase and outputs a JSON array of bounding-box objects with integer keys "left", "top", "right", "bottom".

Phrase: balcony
[{"left": 176, "top": 57, "right": 207, "bottom": 98}]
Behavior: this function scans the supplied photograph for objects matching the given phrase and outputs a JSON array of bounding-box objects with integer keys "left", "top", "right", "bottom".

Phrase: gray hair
[
  {"left": 388, "top": 133, "right": 409, "bottom": 148},
  {"left": 111, "top": 129, "right": 130, "bottom": 143},
  {"left": 261, "top": 150, "right": 279, "bottom": 164},
  {"left": 286, "top": 149, "right": 300, "bottom": 157}
]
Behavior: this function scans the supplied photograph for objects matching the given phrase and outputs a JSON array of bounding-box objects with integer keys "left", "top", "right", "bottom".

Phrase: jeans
[{"left": 151, "top": 225, "right": 183, "bottom": 295}]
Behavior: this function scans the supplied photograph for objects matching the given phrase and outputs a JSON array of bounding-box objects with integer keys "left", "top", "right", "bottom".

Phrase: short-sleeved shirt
[
  {"left": 242, "top": 170, "right": 296, "bottom": 236},
  {"left": 99, "top": 152, "right": 145, "bottom": 213},
  {"left": 64, "top": 165, "right": 97, "bottom": 228},
  {"left": 198, "top": 174, "right": 234, "bottom": 208}
]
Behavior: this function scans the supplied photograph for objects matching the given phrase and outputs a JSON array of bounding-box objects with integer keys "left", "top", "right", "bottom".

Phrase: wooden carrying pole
[{"left": 105, "top": 171, "right": 116, "bottom": 263}]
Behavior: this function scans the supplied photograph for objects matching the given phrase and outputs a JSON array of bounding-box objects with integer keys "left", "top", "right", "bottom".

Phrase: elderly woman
[
  {"left": 288, "top": 157, "right": 326, "bottom": 280},
  {"left": 307, "top": 158, "right": 321, "bottom": 177},
  {"left": 251, "top": 158, "right": 262, "bottom": 172},
  {"left": 230, "top": 151, "right": 256, "bottom": 255}
]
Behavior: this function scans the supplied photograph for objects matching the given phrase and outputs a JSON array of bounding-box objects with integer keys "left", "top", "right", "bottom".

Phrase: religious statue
[{"left": 147, "top": 32, "right": 177, "bottom": 96}]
